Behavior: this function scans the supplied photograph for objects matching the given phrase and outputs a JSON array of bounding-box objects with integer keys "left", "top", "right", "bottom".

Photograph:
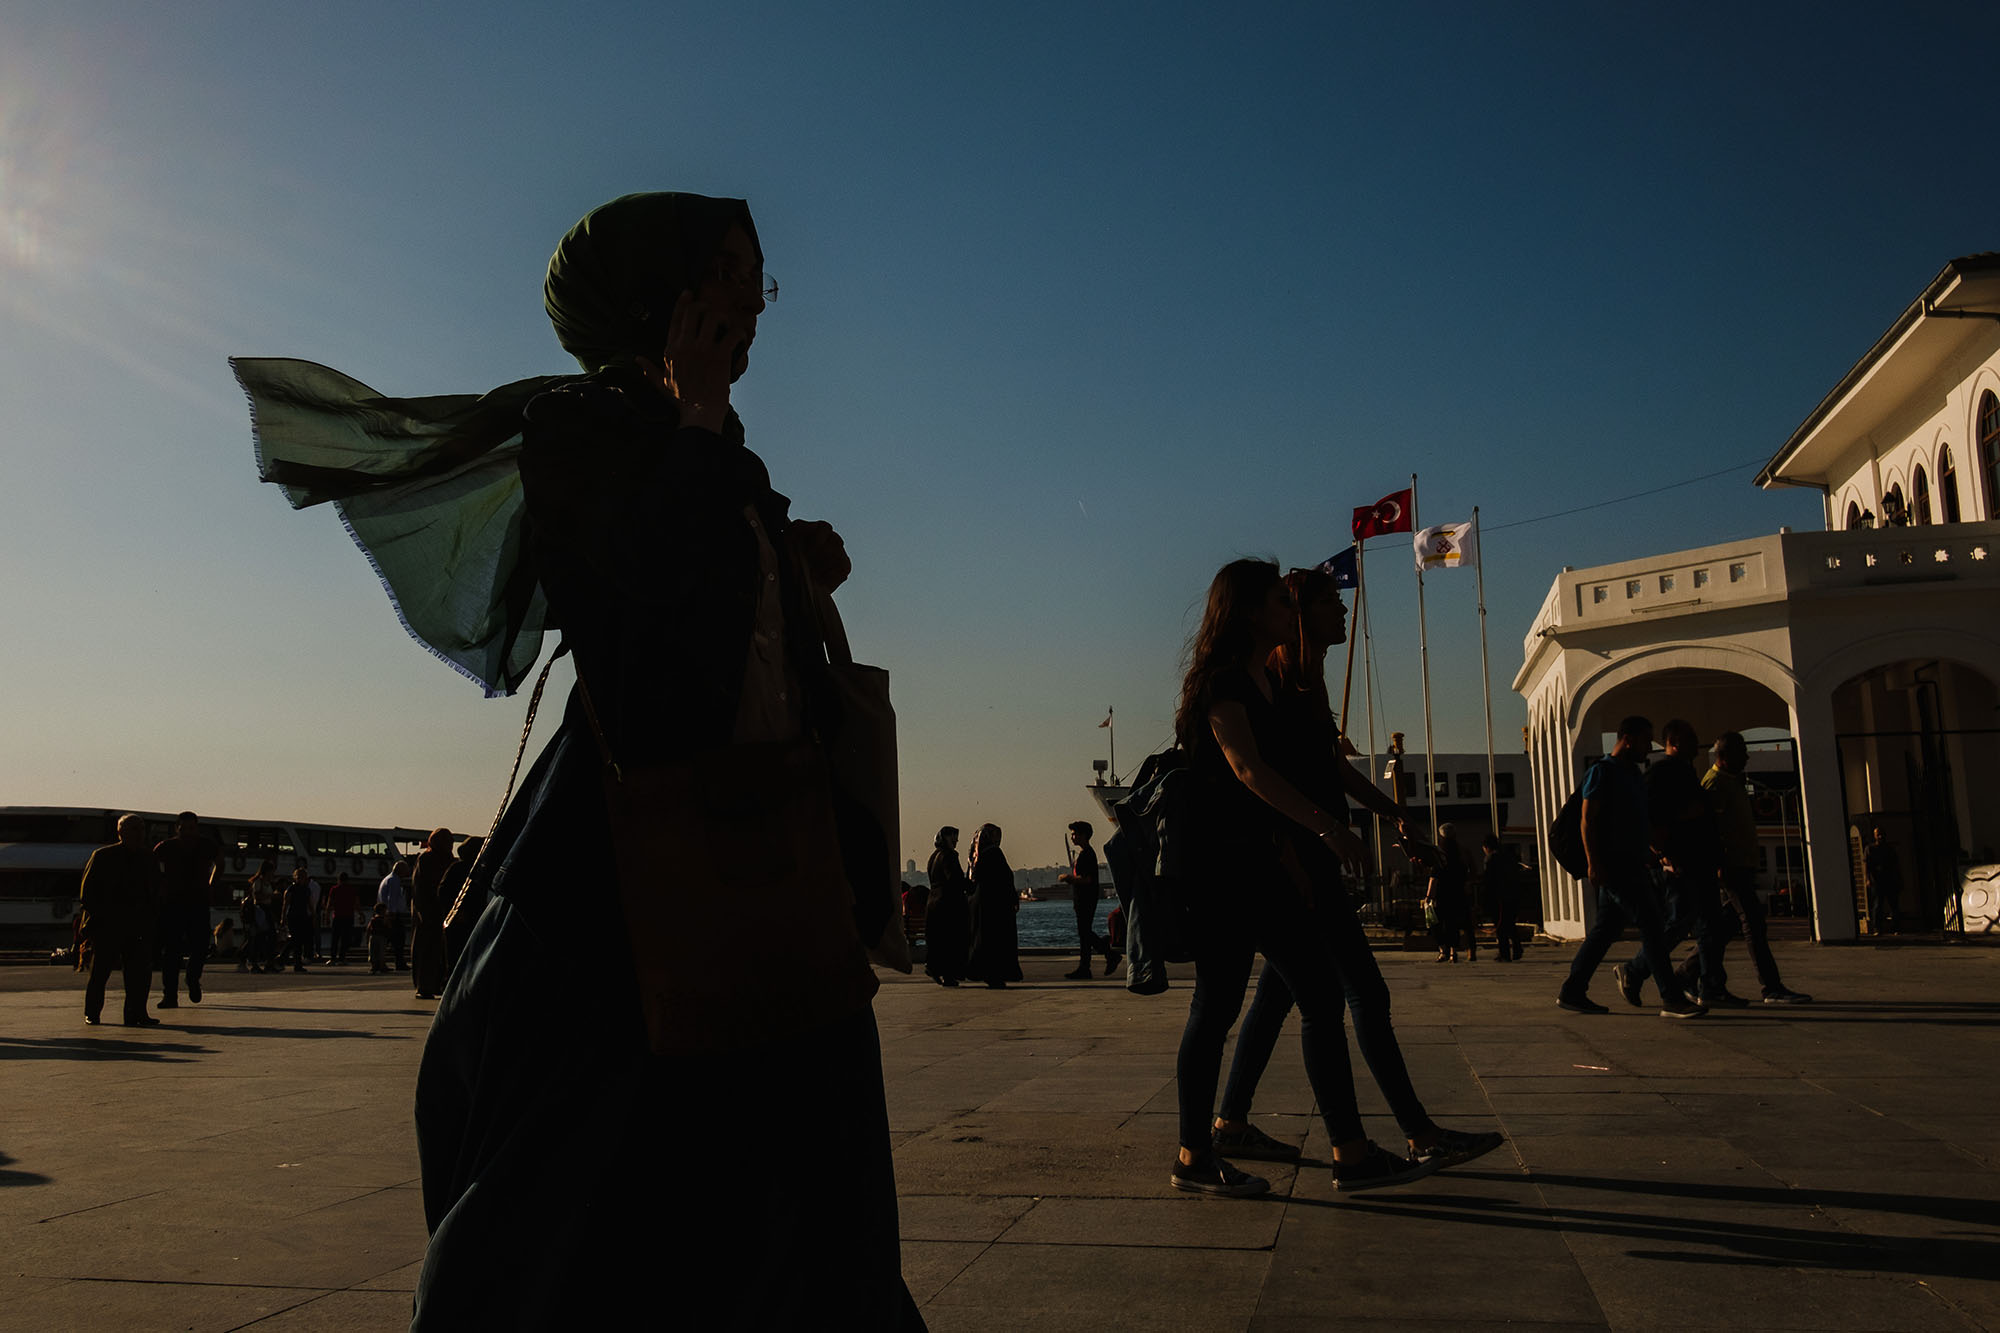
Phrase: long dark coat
[
  {"left": 923, "top": 848, "right": 970, "bottom": 983},
  {"left": 965, "top": 850, "right": 1022, "bottom": 984}
]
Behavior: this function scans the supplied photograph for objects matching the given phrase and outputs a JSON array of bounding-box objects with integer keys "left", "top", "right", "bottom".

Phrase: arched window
[
  {"left": 1913, "top": 466, "right": 1932, "bottom": 524},
  {"left": 1883, "top": 484, "right": 1908, "bottom": 526},
  {"left": 1846, "top": 500, "right": 1866, "bottom": 530},
  {"left": 1941, "top": 444, "right": 1962, "bottom": 522},
  {"left": 1981, "top": 391, "right": 2000, "bottom": 518}
]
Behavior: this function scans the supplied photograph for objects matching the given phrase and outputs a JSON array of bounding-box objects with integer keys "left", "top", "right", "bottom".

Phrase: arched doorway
[{"left": 1830, "top": 658, "right": 2000, "bottom": 935}]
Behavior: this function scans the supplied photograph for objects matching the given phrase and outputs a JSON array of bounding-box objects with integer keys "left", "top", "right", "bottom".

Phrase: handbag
[{"left": 804, "top": 577, "right": 912, "bottom": 974}]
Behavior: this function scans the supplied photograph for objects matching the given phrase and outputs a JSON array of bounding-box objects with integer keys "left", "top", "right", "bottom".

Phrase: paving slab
[{"left": 3, "top": 938, "right": 1997, "bottom": 1329}]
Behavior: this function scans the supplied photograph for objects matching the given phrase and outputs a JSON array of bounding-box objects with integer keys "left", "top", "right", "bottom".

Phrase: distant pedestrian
[
  {"left": 244, "top": 859, "right": 281, "bottom": 973},
  {"left": 79, "top": 814, "right": 160, "bottom": 1027},
  {"left": 1061, "top": 821, "right": 1115, "bottom": 979},
  {"left": 377, "top": 860, "right": 410, "bottom": 972},
  {"left": 924, "top": 826, "right": 971, "bottom": 987},
  {"left": 1481, "top": 834, "right": 1524, "bottom": 962},
  {"left": 366, "top": 901, "right": 390, "bottom": 973},
  {"left": 1425, "top": 825, "right": 1472, "bottom": 962},
  {"left": 411, "top": 828, "right": 452, "bottom": 999},
  {"left": 1556, "top": 716, "right": 1705, "bottom": 1018},
  {"left": 1614, "top": 720, "right": 1732, "bottom": 1007},
  {"left": 213, "top": 916, "right": 239, "bottom": 959},
  {"left": 282, "top": 866, "right": 315, "bottom": 972},
  {"left": 327, "top": 872, "right": 359, "bottom": 965},
  {"left": 154, "top": 811, "right": 220, "bottom": 1007},
  {"left": 1864, "top": 826, "right": 1903, "bottom": 933},
  {"left": 1679, "top": 732, "right": 1812, "bottom": 1003},
  {"left": 900, "top": 881, "right": 926, "bottom": 948},
  {"left": 439, "top": 836, "right": 481, "bottom": 979},
  {"left": 965, "top": 824, "right": 1021, "bottom": 988}
]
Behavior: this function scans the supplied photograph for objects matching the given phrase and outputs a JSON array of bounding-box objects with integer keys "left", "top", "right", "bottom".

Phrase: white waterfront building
[{"left": 1515, "top": 254, "right": 2000, "bottom": 942}]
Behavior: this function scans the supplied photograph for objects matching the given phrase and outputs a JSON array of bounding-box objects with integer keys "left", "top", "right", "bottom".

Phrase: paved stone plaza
[{"left": 2, "top": 938, "right": 1996, "bottom": 1331}]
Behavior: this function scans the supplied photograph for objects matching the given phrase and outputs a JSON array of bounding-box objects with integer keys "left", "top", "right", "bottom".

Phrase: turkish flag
[{"left": 1352, "top": 488, "right": 1414, "bottom": 539}]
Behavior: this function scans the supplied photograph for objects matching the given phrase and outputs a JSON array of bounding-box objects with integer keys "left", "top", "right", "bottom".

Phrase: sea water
[{"left": 1012, "top": 897, "right": 1113, "bottom": 950}]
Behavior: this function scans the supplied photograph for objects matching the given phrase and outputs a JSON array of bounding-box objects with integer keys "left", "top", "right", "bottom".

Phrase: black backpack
[
  {"left": 1548, "top": 759, "right": 1608, "bottom": 880},
  {"left": 1106, "top": 747, "right": 1206, "bottom": 985}
]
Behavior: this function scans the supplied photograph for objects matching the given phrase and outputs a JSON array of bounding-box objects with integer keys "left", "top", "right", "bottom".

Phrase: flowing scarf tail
[{"left": 231, "top": 357, "right": 564, "bottom": 697}]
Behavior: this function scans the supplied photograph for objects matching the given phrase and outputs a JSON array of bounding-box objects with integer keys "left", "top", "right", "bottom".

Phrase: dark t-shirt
[
  {"left": 155, "top": 835, "right": 221, "bottom": 910},
  {"left": 1644, "top": 752, "right": 1719, "bottom": 875},
  {"left": 1196, "top": 668, "right": 1293, "bottom": 833},
  {"left": 1580, "top": 756, "right": 1650, "bottom": 869},
  {"left": 1072, "top": 845, "right": 1099, "bottom": 889}
]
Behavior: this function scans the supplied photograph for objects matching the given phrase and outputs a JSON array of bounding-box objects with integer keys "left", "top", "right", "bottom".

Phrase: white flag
[{"left": 1414, "top": 520, "right": 1478, "bottom": 572}]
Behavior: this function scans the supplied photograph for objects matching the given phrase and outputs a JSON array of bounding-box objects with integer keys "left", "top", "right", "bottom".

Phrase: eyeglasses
[{"left": 706, "top": 261, "right": 779, "bottom": 303}]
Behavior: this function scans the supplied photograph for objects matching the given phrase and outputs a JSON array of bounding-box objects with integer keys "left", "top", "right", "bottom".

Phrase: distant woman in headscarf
[
  {"left": 409, "top": 827, "right": 453, "bottom": 999},
  {"left": 240, "top": 193, "right": 922, "bottom": 1329},
  {"left": 924, "top": 826, "right": 970, "bottom": 986},
  {"left": 965, "top": 823, "right": 1022, "bottom": 988}
]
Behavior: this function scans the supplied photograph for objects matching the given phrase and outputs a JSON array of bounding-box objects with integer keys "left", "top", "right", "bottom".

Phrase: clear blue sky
[{"left": 3, "top": 2, "right": 1994, "bottom": 864}]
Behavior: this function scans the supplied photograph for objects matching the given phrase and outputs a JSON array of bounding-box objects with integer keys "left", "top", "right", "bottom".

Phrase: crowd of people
[{"left": 72, "top": 813, "right": 484, "bottom": 1025}]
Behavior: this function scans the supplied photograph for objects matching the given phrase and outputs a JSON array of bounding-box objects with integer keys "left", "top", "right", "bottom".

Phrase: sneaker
[
  {"left": 1063, "top": 967, "right": 1094, "bottom": 980},
  {"left": 1699, "top": 988, "right": 1751, "bottom": 1008},
  {"left": 188, "top": 978, "right": 202, "bottom": 1004},
  {"left": 1408, "top": 1127, "right": 1505, "bottom": 1170},
  {"left": 1762, "top": 988, "right": 1813, "bottom": 1004},
  {"left": 1557, "top": 991, "right": 1609, "bottom": 1015},
  {"left": 158, "top": 997, "right": 179, "bottom": 1009},
  {"left": 1170, "top": 1153, "right": 1269, "bottom": 1197},
  {"left": 1333, "top": 1142, "right": 1443, "bottom": 1192},
  {"left": 1104, "top": 950, "right": 1123, "bottom": 976},
  {"left": 1212, "top": 1122, "right": 1301, "bottom": 1162},
  {"left": 1613, "top": 963, "right": 1643, "bottom": 1007},
  {"left": 1659, "top": 997, "right": 1708, "bottom": 1020}
]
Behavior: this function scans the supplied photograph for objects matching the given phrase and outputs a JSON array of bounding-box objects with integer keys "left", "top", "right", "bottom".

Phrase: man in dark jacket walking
[{"left": 80, "top": 814, "right": 161, "bottom": 1027}]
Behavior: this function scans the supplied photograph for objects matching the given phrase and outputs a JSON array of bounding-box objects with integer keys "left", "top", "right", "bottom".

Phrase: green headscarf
[{"left": 232, "top": 192, "right": 759, "bottom": 696}]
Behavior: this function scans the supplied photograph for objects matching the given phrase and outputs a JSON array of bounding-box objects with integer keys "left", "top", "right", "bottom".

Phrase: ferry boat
[{"left": 0, "top": 806, "right": 428, "bottom": 949}]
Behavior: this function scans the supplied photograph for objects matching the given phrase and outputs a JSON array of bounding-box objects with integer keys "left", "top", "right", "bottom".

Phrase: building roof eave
[{"left": 1757, "top": 253, "right": 2000, "bottom": 490}]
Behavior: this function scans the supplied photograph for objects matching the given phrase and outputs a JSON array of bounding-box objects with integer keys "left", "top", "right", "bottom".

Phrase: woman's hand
[
  {"left": 639, "top": 290, "right": 742, "bottom": 433},
  {"left": 1318, "top": 824, "right": 1363, "bottom": 870},
  {"left": 792, "top": 520, "right": 851, "bottom": 591}
]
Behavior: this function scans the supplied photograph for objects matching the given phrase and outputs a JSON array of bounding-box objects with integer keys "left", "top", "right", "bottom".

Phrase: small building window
[
  {"left": 1456, "top": 772, "right": 1481, "bottom": 799},
  {"left": 1912, "top": 466, "right": 1932, "bottom": 525},
  {"left": 1941, "top": 444, "right": 1962, "bottom": 522},
  {"left": 1495, "top": 772, "right": 1515, "bottom": 799},
  {"left": 1659, "top": 573, "right": 1676, "bottom": 593},
  {"left": 1693, "top": 568, "right": 1709, "bottom": 588},
  {"left": 1625, "top": 579, "right": 1641, "bottom": 599},
  {"left": 1729, "top": 562, "right": 1747, "bottom": 582},
  {"left": 1592, "top": 585, "right": 1608, "bottom": 604},
  {"left": 1432, "top": 771, "right": 1450, "bottom": 797},
  {"left": 1982, "top": 391, "right": 2000, "bottom": 519}
]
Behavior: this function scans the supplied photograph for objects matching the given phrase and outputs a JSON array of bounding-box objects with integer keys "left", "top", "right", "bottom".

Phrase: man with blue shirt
[{"left": 1556, "top": 716, "right": 1706, "bottom": 1019}]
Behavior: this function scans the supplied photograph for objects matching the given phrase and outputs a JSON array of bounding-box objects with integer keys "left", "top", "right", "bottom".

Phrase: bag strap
[{"left": 443, "top": 645, "right": 567, "bottom": 930}]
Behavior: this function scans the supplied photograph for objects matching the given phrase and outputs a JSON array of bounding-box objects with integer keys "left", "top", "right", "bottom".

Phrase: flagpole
[
  {"left": 1362, "top": 540, "right": 1385, "bottom": 900},
  {"left": 1109, "top": 706, "right": 1116, "bottom": 786},
  {"left": 1412, "top": 473, "right": 1439, "bottom": 840},
  {"left": 1339, "top": 551, "right": 1361, "bottom": 736},
  {"left": 1475, "top": 507, "right": 1498, "bottom": 840}
]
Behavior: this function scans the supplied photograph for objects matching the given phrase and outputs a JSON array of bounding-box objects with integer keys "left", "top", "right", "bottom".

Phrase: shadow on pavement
[
  {"left": 0, "top": 1035, "right": 208, "bottom": 1062},
  {"left": 0, "top": 1152, "right": 51, "bottom": 1187},
  {"left": 1302, "top": 1168, "right": 2000, "bottom": 1280},
  {"left": 161, "top": 1024, "right": 410, "bottom": 1041}
]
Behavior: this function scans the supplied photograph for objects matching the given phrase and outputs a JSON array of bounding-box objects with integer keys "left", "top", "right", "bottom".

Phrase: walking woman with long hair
[
  {"left": 1172, "top": 559, "right": 1502, "bottom": 1195},
  {"left": 1209, "top": 566, "right": 1503, "bottom": 1175}
]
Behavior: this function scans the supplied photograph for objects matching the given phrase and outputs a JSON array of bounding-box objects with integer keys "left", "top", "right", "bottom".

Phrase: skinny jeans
[
  {"left": 1563, "top": 866, "right": 1693, "bottom": 1006},
  {"left": 1217, "top": 890, "right": 1431, "bottom": 1138},
  {"left": 1178, "top": 867, "right": 1429, "bottom": 1152},
  {"left": 1678, "top": 866, "right": 1782, "bottom": 995},
  {"left": 1624, "top": 868, "right": 1723, "bottom": 996}
]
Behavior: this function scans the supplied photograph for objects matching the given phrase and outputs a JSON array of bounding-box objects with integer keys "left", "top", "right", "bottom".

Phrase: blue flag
[{"left": 1317, "top": 545, "right": 1359, "bottom": 588}]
